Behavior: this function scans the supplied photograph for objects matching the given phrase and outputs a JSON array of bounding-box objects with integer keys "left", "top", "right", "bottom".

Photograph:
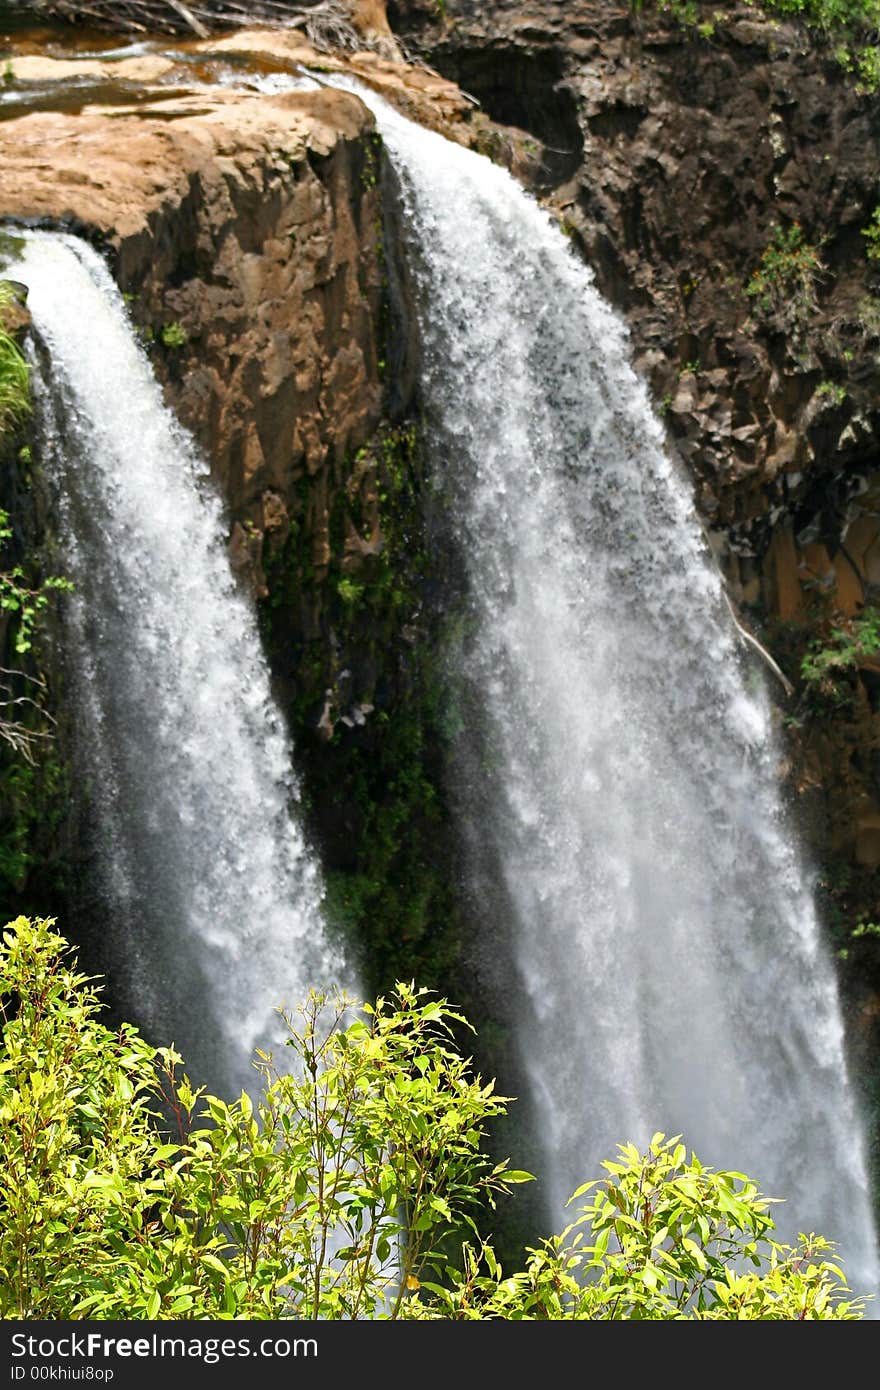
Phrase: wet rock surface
[
  {"left": 391, "top": 0, "right": 880, "bottom": 901},
  {"left": 1, "top": 7, "right": 878, "bottom": 1159}
]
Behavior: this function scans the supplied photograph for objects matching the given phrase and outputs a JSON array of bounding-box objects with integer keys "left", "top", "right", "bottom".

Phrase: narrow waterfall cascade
[
  {"left": 333, "top": 84, "right": 880, "bottom": 1292},
  {"left": 15, "top": 231, "right": 352, "bottom": 1096}
]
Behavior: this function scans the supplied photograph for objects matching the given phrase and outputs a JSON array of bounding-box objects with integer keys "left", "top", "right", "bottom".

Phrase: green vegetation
[
  {"left": 745, "top": 222, "right": 825, "bottom": 339},
  {"left": 815, "top": 379, "right": 847, "bottom": 404},
  {"left": 1, "top": 284, "right": 68, "bottom": 670},
  {"left": 0, "top": 740, "right": 67, "bottom": 900},
  {"left": 412, "top": 1135, "right": 865, "bottom": 1319},
  {"left": 816, "top": 858, "right": 880, "bottom": 961},
  {"left": 0, "top": 916, "right": 525, "bottom": 1320},
  {"left": 361, "top": 131, "right": 381, "bottom": 193},
  {"left": 862, "top": 207, "right": 880, "bottom": 260},
  {"left": 857, "top": 293, "right": 880, "bottom": 339},
  {"left": 750, "top": 0, "right": 880, "bottom": 89},
  {"left": 259, "top": 419, "right": 468, "bottom": 1001},
  {"left": 751, "top": 0, "right": 880, "bottom": 28},
  {"left": 835, "top": 40, "right": 880, "bottom": 89},
  {"left": 0, "top": 509, "right": 72, "bottom": 658},
  {"left": 318, "top": 676, "right": 462, "bottom": 991},
  {"left": 765, "top": 605, "right": 880, "bottom": 1193},
  {"left": 336, "top": 575, "right": 365, "bottom": 606},
  {"left": 767, "top": 604, "right": 880, "bottom": 729},
  {"left": 159, "top": 321, "right": 187, "bottom": 350},
  {"left": 853, "top": 921, "right": 880, "bottom": 941},
  {"left": 658, "top": 0, "right": 718, "bottom": 38},
  {"left": 0, "top": 917, "right": 866, "bottom": 1320},
  {"left": 652, "top": 0, "right": 880, "bottom": 89},
  {"left": 800, "top": 605, "right": 880, "bottom": 707},
  {"left": 768, "top": 601, "right": 879, "bottom": 985},
  {"left": 0, "top": 286, "right": 29, "bottom": 437},
  {"left": 0, "top": 286, "right": 72, "bottom": 910}
]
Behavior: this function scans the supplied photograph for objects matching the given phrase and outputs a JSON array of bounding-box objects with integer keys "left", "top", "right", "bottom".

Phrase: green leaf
[{"left": 200, "top": 1253, "right": 230, "bottom": 1279}]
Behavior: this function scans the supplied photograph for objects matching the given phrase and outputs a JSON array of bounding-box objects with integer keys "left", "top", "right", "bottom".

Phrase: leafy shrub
[
  {"left": 159, "top": 322, "right": 187, "bottom": 350},
  {"left": 410, "top": 1135, "right": 867, "bottom": 1319},
  {"left": 800, "top": 605, "right": 880, "bottom": 705},
  {"left": 745, "top": 223, "right": 825, "bottom": 338},
  {"left": 0, "top": 285, "right": 30, "bottom": 438},
  {"left": 863, "top": 207, "right": 880, "bottom": 260},
  {"left": 337, "top": 575, "right": 365, "bottom": 606},
  {"left": 658, "top": 0, "right": 716, "bottom": 36},
  {"left": 0, "top": 918, "right": 867, "bottom": 1320},
  {"left": 753, "top": 0, "right": 880, "bottom": 29},
  {"left": 743, "top": 0, "right": 880, "bottom": 89},
  {"left": 0, "top": 917, "right": 526, "bottom": 1319}
]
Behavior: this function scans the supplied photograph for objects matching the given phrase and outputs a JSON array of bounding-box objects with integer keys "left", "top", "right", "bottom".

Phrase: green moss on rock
[{"left": 259, "top": 416, "right": 469, "bottom": 999}]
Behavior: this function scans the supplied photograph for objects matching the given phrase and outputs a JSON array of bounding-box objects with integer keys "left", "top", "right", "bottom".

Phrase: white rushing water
[
  {"left": 16, "top": 231, "right": 351, "bottom": 1095},
  {"left": 337, "top": 84, "right": 879, "bottom": 1292}
]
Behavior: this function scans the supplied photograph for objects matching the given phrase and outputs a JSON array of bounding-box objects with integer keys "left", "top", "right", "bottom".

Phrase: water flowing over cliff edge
[
  {"left": 1, "top": 13, "right": 879, "bottom": 1296},
  {"left": 342, "top": 80, "right": 879, "bottom": 1291},
  {"left": 17, "top": 231, "right": 351, "bottom": 1096}
]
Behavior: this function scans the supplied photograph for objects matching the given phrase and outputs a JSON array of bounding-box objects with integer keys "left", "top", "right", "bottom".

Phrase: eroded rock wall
[
  {"left": 388, "top": 0, "right": 880, "bottom": 1181},
  {"left": 2, "top": 5, "right": 876, "bottom": 1231},
  {"left": 392, "top": 0, "right": 880, "bottom": 904},
  {"left": 0, "top": 39, "right": 484, "bottom": 1028}
]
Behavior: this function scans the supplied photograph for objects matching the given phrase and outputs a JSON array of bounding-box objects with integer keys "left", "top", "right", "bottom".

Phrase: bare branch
[
  {"left": 14, "top": 2, "right": 368, "bottom": 41},
  {"left": 0, "top": 667, "right": 56, "bottom": 767}
]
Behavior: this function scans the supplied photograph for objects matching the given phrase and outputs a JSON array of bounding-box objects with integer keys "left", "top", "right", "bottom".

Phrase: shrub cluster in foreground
[{"left": 0, "top": 917, "right": 868, "bottom": 1319}]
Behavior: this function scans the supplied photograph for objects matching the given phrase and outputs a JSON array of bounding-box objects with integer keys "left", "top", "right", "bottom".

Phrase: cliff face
[
  {"left": 2, "top": 5, "right": 879, "bottom": 1112},
  {"left": 391, "top": 0, "right": 880, "bottom": 915},
  {"left": 0, "top": 290, "right": 62, "bottom": 911},
  {"left": 0, "top": 32, "right": 490, "bottom": 1021},
  {"left": 394, "top": 4, "right": 878, "bottom": 569},
  {"left": 1, "top": 55, "right": 384, "bottom": 518},
  {"left": 386, "top": 2, "right": 880, "bottom": 1173}
]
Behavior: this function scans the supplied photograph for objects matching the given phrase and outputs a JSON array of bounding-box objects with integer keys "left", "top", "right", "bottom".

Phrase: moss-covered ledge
[
  {"left": 257, "top": 415, "right": 465, "bottom": 991},
  {"left": 0, "top": 272, "right": 71, "bottom": 920}
]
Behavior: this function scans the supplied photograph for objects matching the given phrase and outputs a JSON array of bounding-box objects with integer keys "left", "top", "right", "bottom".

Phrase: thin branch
[
  {"left": 164, "top": 0, "right": 210, "bottom": 38},
  {"left": 0, "top": 667, "right": 55, "bottom": 766},
  {"left": 17, "top": 1, "right": 377, "bottom": 46},
  {"left": 723, "top": 592, "right": 795, "bottom": 698}
]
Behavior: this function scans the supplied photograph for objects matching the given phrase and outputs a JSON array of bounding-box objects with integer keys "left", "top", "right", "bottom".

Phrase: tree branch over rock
[{"left": 12, "top": 0, "right": 400, "bottom": 55}]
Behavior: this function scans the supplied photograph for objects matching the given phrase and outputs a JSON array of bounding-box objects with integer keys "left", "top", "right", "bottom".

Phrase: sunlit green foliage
[
  {"left": 745, "top": 223, "right": 825, "bottom": 337},
  {"left": 159, "top": 321, "right": 187, "bottom": 350},
  {"left": 862, "top": 207, "right": 880, "bottom": 260},
  {"left": 749, "top": 0, "right": 880, "bottom": 88},
  {"left": 801, "top": 605, "right": 880, "bottom": 705},
  {"left": 0, "top": 285, "right": 29, "bottom": 438},
  {"left": 0, "top": 917, "right": 525, "bottom": 1319},
  {"left": 655, "top": 0, "right": 880, "bottom": 89},
  {"left": 0, "top": 919, "right": 867, "bottom": 1320},
  {"left": 754, "top": 0, "right": 880, "bottom": 26},
  {"left": 410, "top": 1134, "right": 866, "bottom": 1318},
  {"left": 0, "top": 507, "right": 73, "bottom": 658}
]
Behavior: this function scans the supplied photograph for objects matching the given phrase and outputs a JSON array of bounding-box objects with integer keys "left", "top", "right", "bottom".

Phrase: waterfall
[
  {"left": 339, "top": 86, "right": 879, "bottom": 1292},
  {"left": 15, "top": 231, "right": 351, "bottom": 1096}
]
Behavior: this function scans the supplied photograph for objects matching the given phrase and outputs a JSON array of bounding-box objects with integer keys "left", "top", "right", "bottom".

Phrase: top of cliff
[{"left": 0, "top": 25, "right": 475, "bottom": 241}]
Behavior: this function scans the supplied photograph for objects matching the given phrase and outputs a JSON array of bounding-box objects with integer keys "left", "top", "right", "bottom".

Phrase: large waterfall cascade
[
  {"left": 5, "top": 42, "right": 878, "bottom": 1298},
  {"left": 14, "top": 231, "right": 353, "bottom": 1096},
  {"left": 333, "top": 81, "right": 880, "bottom": 1293}
]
